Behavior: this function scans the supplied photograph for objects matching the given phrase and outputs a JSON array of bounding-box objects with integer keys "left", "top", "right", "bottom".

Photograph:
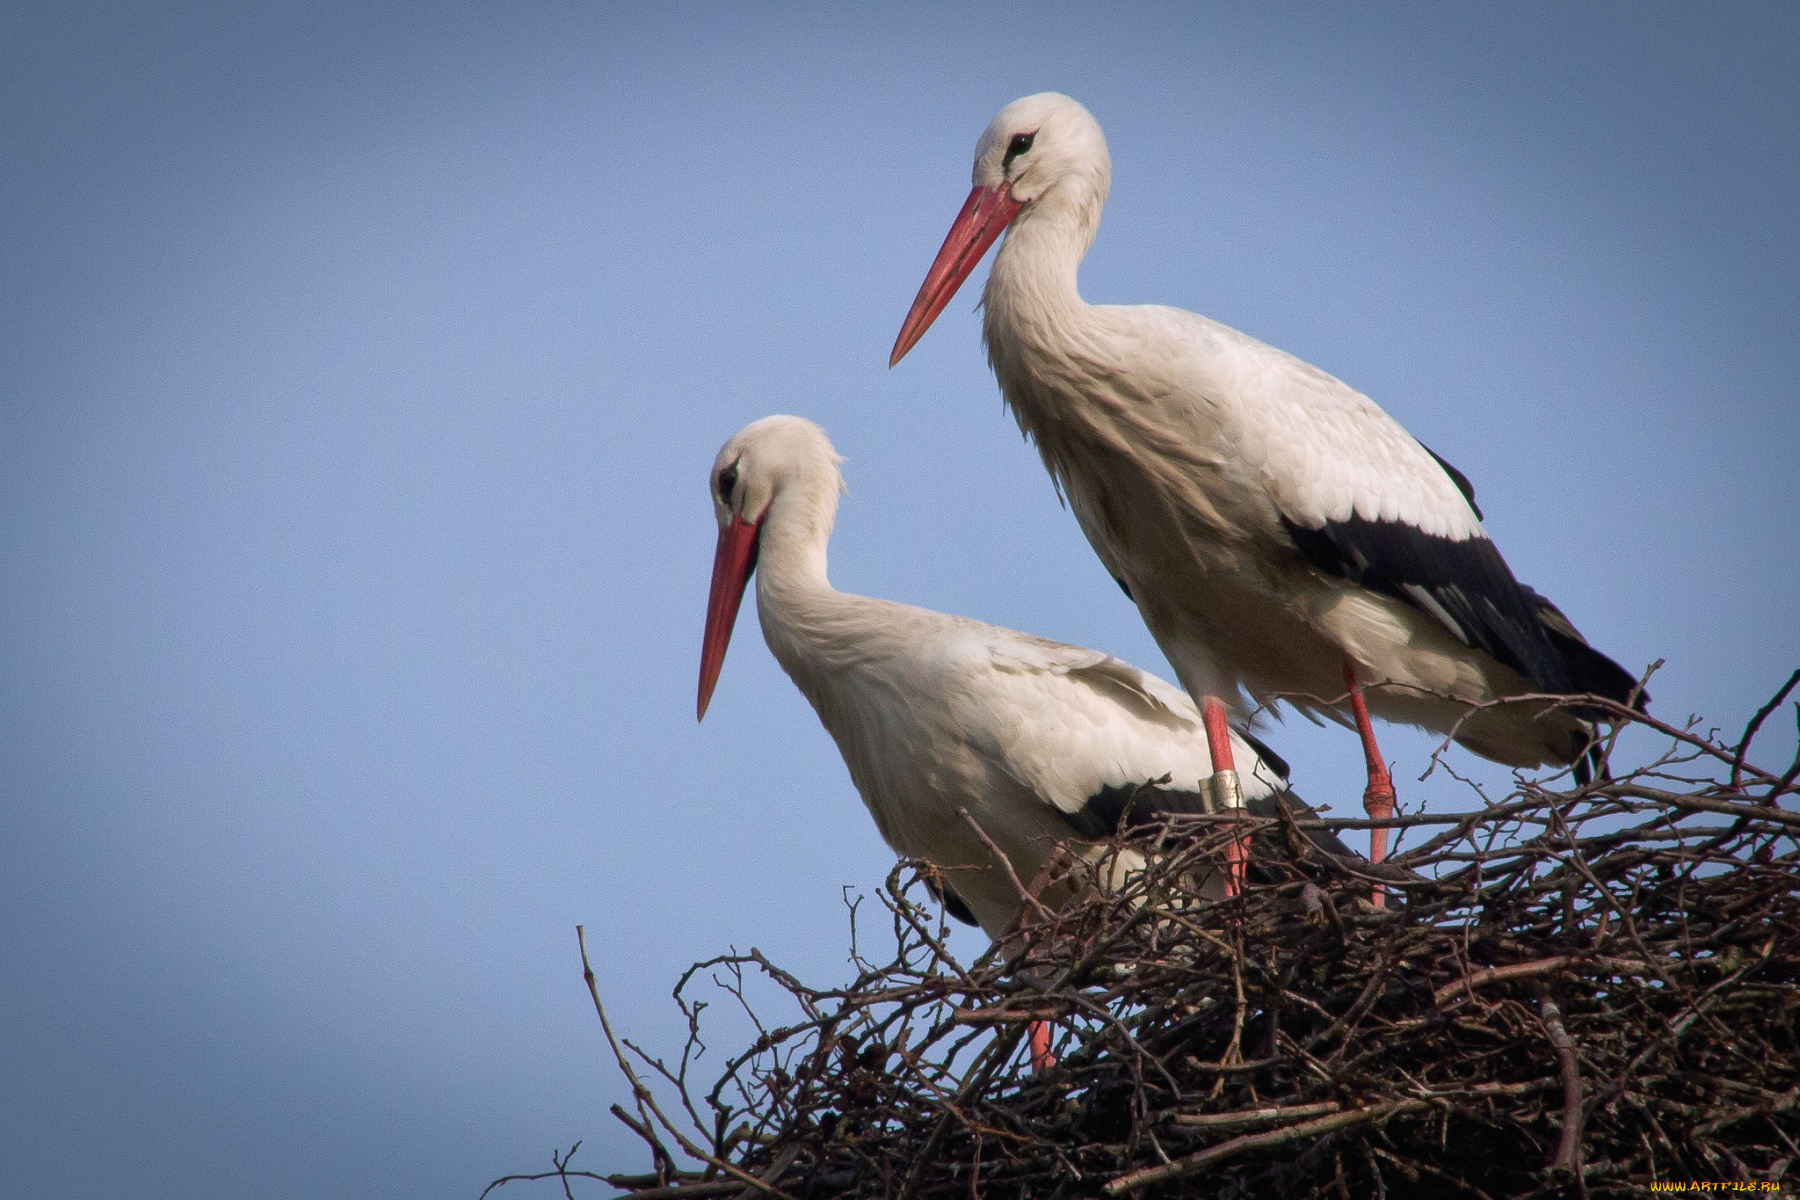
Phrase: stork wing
[
  {"left": 984, "top": 631, "right": 1197, "bottom": 731},
  {"left": 958, "top": 624, "right": 1285, "bottom": 820},
  {"left": 1199, "top": 314, "right": 1637, "bottom": 704},
  {"left": 1279, "top": 509, "right": 1584, "bottom": 695},
  {"left": 1273, "top": 461, "right": 1641, "bottom": 706}
]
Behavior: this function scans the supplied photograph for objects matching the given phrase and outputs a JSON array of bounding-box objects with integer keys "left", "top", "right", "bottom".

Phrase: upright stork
[
  {"left": 890, "top": 92, "right": 1644, "bottom": 872},
  {"left": 697, "top": 416, "right": 1377, "bottom": 1061}
]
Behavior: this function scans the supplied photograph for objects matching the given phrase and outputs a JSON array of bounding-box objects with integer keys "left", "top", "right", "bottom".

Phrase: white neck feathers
[{"left": 755, "top": 471, "right": 837, "bottom": 601}]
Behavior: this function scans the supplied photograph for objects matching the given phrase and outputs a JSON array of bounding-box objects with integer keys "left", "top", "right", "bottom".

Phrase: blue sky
[{"left": 2, "top": 4, "right": 1796, "bottom": 1197}]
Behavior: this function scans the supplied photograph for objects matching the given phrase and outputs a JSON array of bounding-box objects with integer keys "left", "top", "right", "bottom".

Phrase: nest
[{"left": 489, "top": 682, "right": 1800, "bottom": 1198}]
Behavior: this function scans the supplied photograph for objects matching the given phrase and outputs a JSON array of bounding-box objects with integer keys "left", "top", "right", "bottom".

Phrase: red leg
[
  {"left": 1200, "top": 695, "right": 1247, "bottom": 897},
  {"left": 1342, "top": 662, "right": 1395, "bottom": 907},
  {"left": 1028, "top": 1019, "right": 1056, "bottom": 1071}
]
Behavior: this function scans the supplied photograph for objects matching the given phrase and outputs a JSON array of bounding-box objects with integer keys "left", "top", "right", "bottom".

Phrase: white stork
[
  {"left": 889, "top": 92, "right": 1644, "bottom": 868},
  {"left": 697, "top": 417, "right": 1374, "bottom": 999}
]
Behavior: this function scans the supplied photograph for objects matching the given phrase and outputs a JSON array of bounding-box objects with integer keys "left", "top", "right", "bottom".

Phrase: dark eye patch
[
  {"left": 1003, "top": 131, "right": 1036, "bottom": 168},
  {"left": 717, "top": 464, "right": 739, "bottom": 501}
]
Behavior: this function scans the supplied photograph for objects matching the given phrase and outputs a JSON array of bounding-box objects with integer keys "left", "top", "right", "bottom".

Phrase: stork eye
[
  {"left": 717, "top": 464, "right": 739, "bottom": 501},
  {"left": 1003, "top": 131, "right": 1035, "bottom": 167}
]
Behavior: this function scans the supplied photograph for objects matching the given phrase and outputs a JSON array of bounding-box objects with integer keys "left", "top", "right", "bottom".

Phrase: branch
[
  {"left": 576, "top": 927, "right": 801, "bottom": 1200},
  {"left": 1533, "top": 983, "right": 1584, "bottom": 1176},
  {"left": 1734, "top": 667, "right": 1800, "bottom": 787},
  {"left": 955, "top": 806, "right": 1055, "bottom": 927},
  {"left": 1433, "top": 956, "right": 1655, "bottom": 1006}
]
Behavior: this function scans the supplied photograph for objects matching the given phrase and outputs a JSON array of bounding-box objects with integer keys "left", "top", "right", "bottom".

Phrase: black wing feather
[
  {"left": 1234, "top": 725, "right": 1291, "bottom": 782},
  {"left": 1066, "top": 780, "right": 1417, "bottom": 891},
  {"left": 1072, "top": 782, "right": 1361, "bottom": 866},
  {"left": 1418, "top": 443, "right": 1483, "bottom": 520},
  {"left": 921, "top": 873, "right": 979, "bottom": 927},
  {"left": 1281, "top": 512, "right": 1641, "bottom": 706},
  {"left": 1280, "top": 441, "right": 1642, "bottom": 709},
  {"left": 1523, "top": 585, "right": 1647, "bottom": 707}
]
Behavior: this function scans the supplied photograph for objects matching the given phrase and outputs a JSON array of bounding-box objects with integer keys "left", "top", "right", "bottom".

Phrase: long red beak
[
  {"left": 889, "top": 182, "right": 1024, "bottom": 367},
  {"left": 697, "top": 513, "right": 762, "bottom": 721}
]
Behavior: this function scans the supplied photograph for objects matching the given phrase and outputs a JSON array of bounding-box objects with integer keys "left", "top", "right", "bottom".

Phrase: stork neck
[
  {"left": 986, "top": 160, "right": 1107, "bottom": 333},
  {"left": 750, "top": 475, "right": 869, "bottom": 718},
  {"left": 987, "top": 207, "right": 1088, "bottom": 326},
  {"left": 752, "top": 477, "right": 836, "bottom": 605}
]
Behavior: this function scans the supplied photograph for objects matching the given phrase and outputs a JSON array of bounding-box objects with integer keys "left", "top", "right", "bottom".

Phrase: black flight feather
[
  {"left": 1521, "top": 585, "right": 1646, "bottom": 709},
  {"left": 1418, "top": 442, "right": 1483, "bottom": 520},
  {"left": 1280, "top": 512, "right": 1639, "bottom": 709},
  {"left": 1070, "top": 782, "right": 1364, "bottom": 868},
  {"left": 1234, "top": 725, "right": 1291, "bottom": 782},
  {"left": 921, "top": 872, "right": 980, "bottom": 927}
]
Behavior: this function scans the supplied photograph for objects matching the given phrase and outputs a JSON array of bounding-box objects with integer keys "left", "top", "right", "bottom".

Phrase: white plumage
[
  {"left": 697, "top": 416, "right": 1343, "bottom": 939},
  {"left": 891, "top": 92, "right": 1641, "bottom": 776}
]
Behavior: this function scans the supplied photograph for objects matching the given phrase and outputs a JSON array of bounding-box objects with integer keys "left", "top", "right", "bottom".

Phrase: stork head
[
  {"left": 697, "top": 416, "right": 844, "bottom": 721},
  {"left": 891, "top": 92, "right": 1110, "bottom": 366},
  {"left": 970, "top": 92, "right": 1109, "bottom": 206}
]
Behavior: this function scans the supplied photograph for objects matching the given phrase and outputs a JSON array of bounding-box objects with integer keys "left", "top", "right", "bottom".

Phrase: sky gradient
[{"left": 3, "top": 4, "right": 1796, "bottom": 1197}]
